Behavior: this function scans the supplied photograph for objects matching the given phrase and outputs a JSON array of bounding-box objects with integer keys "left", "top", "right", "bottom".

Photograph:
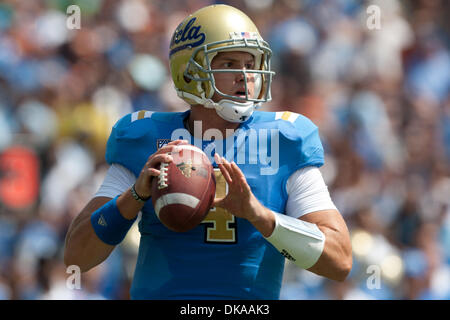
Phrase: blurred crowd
[{"left": 0, "top": 0, "right": 449, "bottom": 300}]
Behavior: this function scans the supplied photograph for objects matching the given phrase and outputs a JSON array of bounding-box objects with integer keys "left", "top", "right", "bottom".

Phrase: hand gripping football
[{"left": 151, "top": 144, "right": 216, "bottom": 232}]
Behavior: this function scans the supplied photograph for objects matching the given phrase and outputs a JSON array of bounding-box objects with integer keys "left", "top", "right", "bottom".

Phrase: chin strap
[
  {"left": 176, "top": 89, "right": 256, "bottom": 123},
  {"left": 204, "top": 99, "right": 255, "bottom": 123}
]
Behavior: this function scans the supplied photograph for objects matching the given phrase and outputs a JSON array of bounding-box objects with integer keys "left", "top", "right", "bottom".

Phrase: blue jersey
[{"left": 105, "top": 109, "right": 324, "bottom": 299}]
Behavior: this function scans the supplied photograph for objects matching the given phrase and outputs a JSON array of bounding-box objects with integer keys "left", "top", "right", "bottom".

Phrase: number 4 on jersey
[{"left": 201, "top": 169, "right": 237, "bottom": 243}]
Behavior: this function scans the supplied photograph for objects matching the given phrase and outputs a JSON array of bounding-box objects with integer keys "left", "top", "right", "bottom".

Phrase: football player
[{"left": 64, "top": 4, "right": 352, "bottom": 299}]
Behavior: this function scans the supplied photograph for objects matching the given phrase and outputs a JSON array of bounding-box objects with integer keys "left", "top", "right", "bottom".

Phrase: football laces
[{"left": 158, "top": 162, "right": 169, "bottom": 189}]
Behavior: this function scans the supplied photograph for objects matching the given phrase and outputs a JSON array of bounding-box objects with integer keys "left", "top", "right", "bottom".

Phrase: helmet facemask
[{"left": 184, "top": 37, "right": 274, "bottom": 105}]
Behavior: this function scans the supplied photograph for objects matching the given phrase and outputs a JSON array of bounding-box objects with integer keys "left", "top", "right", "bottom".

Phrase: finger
[
  {"left": 226, "top": 162, "right": 242, "bottom": 192},
  {"left": 226, "top": 160, "right": 240, "bottom": 182},
  {"left": 155, "top": 140, "right": 189, "bottom": 155},
  {"left": 213, "top": 197, "right": 225, "bottom": 208},
  {"left": 155, "top": 145, "right": 181, "bottom": 155},
  {"left": 217, "top": 156, "right": 232, "bottom": 184},
  {"left": 148, "top": 153, "right": 173, "bottom": 168},
  {"left": 221, "top": 156, "right": 234, "bottom": 176},
  {"left": 230, "top": 162, "right": 251, "bottom": 193},
  {"left": 214, "top": 153, "right": 222, "bottom": 165},
  {"left": 147, "top": 168, "right": 160, "bottom": 187},
  {"left": 230, "top": 162, "right": 245, "bottom": 180},
  {"left": 218, "top": 163, "right": 232, "bottom": 185},
  {"left": 147, "top": 167, "right": 160, "bottom": 177},
  {"left": 167, "top": 139, "right": 189, "bottom": 146}
]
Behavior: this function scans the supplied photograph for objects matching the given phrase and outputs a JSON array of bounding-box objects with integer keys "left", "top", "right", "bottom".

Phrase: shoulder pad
[
  {"left": 274, "top": 111, "right": 317, "bottom": 140},
  {"left": 105, "top": 110, "right": 158, "bottom": 174},
  {"left": 253, "top": 111, "right": 320, "bottom": 140},
  {"left": 110, "top": 110, "right": 181, "bottom": 139},
  {"left": 272, "top": 111, "right": 325, "bottom": 170},
  {"left": 112, "top": 111, "right": 151, "bottom": 138}
]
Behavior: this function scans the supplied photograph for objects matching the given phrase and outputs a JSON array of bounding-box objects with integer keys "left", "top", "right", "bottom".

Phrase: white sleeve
[
  {"left": 94, "top": 163, "right": 137, "bottom": 198},
  {"left": 285, "top": 166, "right": 337, "bottom": 219}
]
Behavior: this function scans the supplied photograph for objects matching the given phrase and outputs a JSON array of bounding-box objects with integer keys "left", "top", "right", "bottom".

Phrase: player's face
[{"left": 210, "top": 51, "right": 256, "bottom": 103}]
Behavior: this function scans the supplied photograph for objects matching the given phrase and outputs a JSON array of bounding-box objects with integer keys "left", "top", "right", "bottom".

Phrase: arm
[
  {"left": 247, "top": 207, "right": 351, "bottom": 281},
  {"left": 64, "top": 188, "right": 149, "bottom": 272},
  {"left": 213, "top": 155, "right": 352, "bottom": 281},
  {"left": 64, "top": 140, "right": 187, "bottom": 272},
  {"left": 64, "top": 196, "right": 117, "bottom": 272},
  {"left": 283, "top": 166, "right": 352, "bottom": 281},
  {"left": 300, "top": 209, "right": 352, "bottom": 281}
]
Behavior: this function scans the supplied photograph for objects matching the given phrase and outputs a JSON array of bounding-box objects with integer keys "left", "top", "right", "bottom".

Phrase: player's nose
[
  {"left": 235, "top": 70, "right": 246, "bottom": 82},
  {"left": 235, "top": 70, "right": 254, "bottom": 83}
]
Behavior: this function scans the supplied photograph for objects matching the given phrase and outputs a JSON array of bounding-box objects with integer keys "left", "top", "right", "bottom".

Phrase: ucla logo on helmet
[{"left": 169, "top": 18, "right": 206, "bottom": 56}]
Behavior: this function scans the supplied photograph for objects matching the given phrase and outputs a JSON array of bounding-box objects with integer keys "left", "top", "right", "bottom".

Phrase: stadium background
[{"left": 0, "top": 0, "right": 449, "bottom": 299}]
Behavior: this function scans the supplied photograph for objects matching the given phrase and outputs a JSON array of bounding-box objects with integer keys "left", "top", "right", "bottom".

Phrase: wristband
[
  {"left": 91, "top": 196, "right": 137, "bottom": 245},
  {"left": 131, "top": 183, "right": 151, "bottom": 203},
  {"left": 265, "top": 212, "right": 325, "bottom": 269}
]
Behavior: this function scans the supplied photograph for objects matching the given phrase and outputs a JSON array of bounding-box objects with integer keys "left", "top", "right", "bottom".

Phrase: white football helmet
[{"left": 169, "top": 4, "right": 275, "bottom": 122}]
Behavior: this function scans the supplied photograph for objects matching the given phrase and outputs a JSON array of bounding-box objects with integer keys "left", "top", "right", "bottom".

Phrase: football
[{"left": 151, "top": 144, "right": 216, "bottom": 232}]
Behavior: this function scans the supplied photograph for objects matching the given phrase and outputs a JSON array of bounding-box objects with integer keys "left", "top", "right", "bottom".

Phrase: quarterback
[{"left": 64, "top": 5, "right": 352, "bottom": 299}]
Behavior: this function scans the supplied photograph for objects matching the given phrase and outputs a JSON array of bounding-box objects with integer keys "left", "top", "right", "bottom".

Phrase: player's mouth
[{"left": 234, "top": 89, "right": 250, "bottom": 98}]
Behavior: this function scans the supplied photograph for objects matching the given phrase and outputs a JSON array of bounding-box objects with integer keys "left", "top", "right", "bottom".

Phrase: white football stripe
[{"left": 154, "top": 193, "right": 200, "bottom": 218}]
